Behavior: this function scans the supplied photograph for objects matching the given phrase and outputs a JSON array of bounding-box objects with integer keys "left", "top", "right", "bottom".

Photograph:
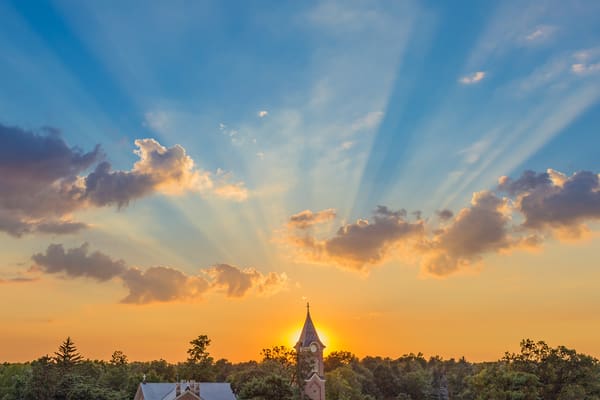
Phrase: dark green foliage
[
  {"left": 324, "top": 350, "right": 358, "bottom": 372},
  {"left": 229, "top": 346, "right": 303, "bottom": 400},
  {"left": 181, "top": 335, "right": 215, "bottom": 381},
  {"left": 1, "top": 338, "right": 599, "bottom": 400}
]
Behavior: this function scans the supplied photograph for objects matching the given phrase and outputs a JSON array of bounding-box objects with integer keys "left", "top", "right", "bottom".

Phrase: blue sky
[{"left": 1, "top": 0, "right": 600, "bottom": 361}]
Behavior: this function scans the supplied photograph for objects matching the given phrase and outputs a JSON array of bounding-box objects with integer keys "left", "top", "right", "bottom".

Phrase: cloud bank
[
  {"left": 30, "top": 243, "right": 287, "bottom": 304},
  {"left": 284, "top": 169, "right": 600, "bottom": 277},
  {"left": 0, "top": 123, "right": 248, "bottom": 237}
]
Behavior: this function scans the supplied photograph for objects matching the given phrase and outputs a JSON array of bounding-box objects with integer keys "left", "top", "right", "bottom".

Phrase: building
[
  {"left": 133, "top": 381, "right": 236, "bottom": 400},
  {"left": 295, "top": 303, "right": 326, "bottom": 400}
]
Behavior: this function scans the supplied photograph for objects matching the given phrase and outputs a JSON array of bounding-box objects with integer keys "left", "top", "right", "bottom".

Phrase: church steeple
[
  {"left": 296, "top": 303, "right": 325, "bottom": 349},
  {"left": 295, "top": 303, "right": 326, "bottom": 400}
]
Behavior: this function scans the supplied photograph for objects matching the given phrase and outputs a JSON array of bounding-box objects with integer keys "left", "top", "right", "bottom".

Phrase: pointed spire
[{"left": 296, "top": 303, "right": 324, "bottom": 348}]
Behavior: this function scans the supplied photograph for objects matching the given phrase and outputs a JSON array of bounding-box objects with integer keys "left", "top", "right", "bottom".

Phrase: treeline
[{"left": 1, "top": 337, "right": 599, "bottom": 400}]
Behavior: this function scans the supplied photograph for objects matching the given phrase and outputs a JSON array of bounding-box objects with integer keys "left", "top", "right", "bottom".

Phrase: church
[
  {"left": 295, "top": 303, "right": 326, "bottom": 400},
  {"left": 134, "top": 304, "right": 326, "bottom": 400}
]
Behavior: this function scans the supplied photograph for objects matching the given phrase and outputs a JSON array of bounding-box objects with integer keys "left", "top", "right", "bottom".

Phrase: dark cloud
[
  {"left": 287, "top": 207, "right": 424, "bottom": 271},
  {"left": 0, "top": 123, "right": 101, "bottom": 185},
  {"left": 507, "top": 170, "right": 600, "bottom": 233},
  {"left": 84, "top": 161, "right": 156, "bottom": 208},
  {"left": 435, "top": 209, "right": 454, "bottom": 221},
  {"left": 0, "top": 124, "right": 99, "bottom": 226},
  {"left": 206, "top": 263, "right": 288, "bottom": 297},
  {"left": 422, "top": 191, "right": 514, "bottom": 276},
  {"left": 32, "top": 243, "right": 126, "bottom": 281},
  {"left": 30, "top": 244, "right": 286, "bottom": 304},
  {"left": 286, "top": 170, "right": 600, "bottom": 277},
  {"left": 0, "top": 211, "right": 32, "bottom": 237},
  {"left": 120, "top": 266, "right": 210, "bottom": 304},
  {"left": 35, "top": 220, "right": 89, "bottom": 235},
  {"left": 374, "top": 205, "right": 407, "bottom": 218},
  {"left": 0, "top": 276, "right": 38, "bottom": 284},
  {"left": 497, "top": 170, "right": 552, "bottom": 196},
  {"left": 85, "top": 138, "right": 212, "bottom": 207},
  {"left": 288, "top": 208, "right": 336, "bottom": 229},
  {"left": 325, "top": 209, "right": 423, "bottom": 269},
  {"left": 0, "top": 123, "right": 247, "bottom": 237}
]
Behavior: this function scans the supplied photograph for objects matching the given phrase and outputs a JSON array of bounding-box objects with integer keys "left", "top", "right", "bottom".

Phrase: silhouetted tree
[{"left": 54, "top": 337, "right": 82, "bottom": 367}]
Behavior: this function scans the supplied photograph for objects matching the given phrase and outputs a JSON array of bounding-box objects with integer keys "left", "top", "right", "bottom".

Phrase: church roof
[
  {"left": 136, "top": 382, "right": 236, "bottom": 400},
  {"left": 296, "top": 304, "right": 325, "bottom": 348}
]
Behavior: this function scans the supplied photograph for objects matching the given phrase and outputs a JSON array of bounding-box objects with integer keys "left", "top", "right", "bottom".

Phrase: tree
[
  {"left": 110, "top": 351, "right": 128, "bottom": 366},
  {"left": 21, "top": 356, "right": 58, "bottom": 400},
  {"left": 325, "top": 365, "right": 372, "bottom": 400},
  {"left": 504, "top": 339, "right": 600, "bottom": 400},
  {"left": 54, "top": 337, "right": 83, "bottom": 367},
  {"left": 465, "top": 363, "right": 540, "bottom": 400},
  {"left": 182, "top": 335, "right": 214, "bottom": 381},
  {"left": 324, "top": 351, "right": 358, "bottom": 372},
  {"left": 187, "top": 335, "right": 213, "bottom": 365}
]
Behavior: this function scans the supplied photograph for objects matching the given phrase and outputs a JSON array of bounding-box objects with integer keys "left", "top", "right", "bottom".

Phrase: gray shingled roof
[
  {"left": 297, "top": 308, "right": 324, "bottom": 348},
  {"left": 138, "top": 382, "right": 236, "bottom": 400}
]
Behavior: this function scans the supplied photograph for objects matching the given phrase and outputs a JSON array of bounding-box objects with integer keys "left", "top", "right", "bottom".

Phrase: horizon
[{"left": 1, "top": 0, "right": 600, "bottom": 366}]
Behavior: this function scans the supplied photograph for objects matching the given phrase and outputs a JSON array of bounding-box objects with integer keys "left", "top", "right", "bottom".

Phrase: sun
[{"left": 285, "top": 325, "right": 334, "bottom": 355}]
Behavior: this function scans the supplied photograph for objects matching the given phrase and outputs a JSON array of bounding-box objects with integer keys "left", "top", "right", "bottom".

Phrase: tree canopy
[{"left": 0, "top": 338, "right": 598, "bottom": 400}]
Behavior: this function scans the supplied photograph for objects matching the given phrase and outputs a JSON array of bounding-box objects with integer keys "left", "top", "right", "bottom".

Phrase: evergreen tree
[{"left": 54, "top": 337, "right": 83, "bottom": 367}]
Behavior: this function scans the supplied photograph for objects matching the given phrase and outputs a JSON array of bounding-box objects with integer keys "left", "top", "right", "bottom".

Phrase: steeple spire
[{"left": 296, "top": 303, "right": 324, "bottom": 348}]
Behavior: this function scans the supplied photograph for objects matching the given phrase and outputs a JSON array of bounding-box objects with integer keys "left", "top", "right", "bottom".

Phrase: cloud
[
  {"left": 350, "top": 111, "right": 384, "bottom": 133},
  {"left": 205, "top": 263, "right": 288, "bottom": 298},
  {"left": 497, "top": 170, "right": 552, "bottom": 196},
  {"left": 35, "top": 220, "right": 89, "bottom": 235},
  {"left": 283, "top": 169, "right": 599, "bottom": 277},
  {"left": 286, "top": 207, "right": 423, "bottom": 271},
  {"left": 288, "top": 208, "right": 337, "bottom": 229},
  {"left": 0, "top": 123, "right": 100, "bottom": 231},
  {"left": 213, "top": 182, "right": 249, "bottom": 202},
  {"left": 459, "top": 71, "right": 486, "bottom": 85},
  {"left": 571, "top": 48, "right": 600, "bottom": 76},
  {"left": 523, "top": 25, "right": 556, "bottom": 43},
  {"left": 499, "top": 169, "right": 600, "bottom": 235},
  {"left": 0, "top": 123, "right": 248, "bottom": 237},
  {"left": 571, "top": 63, "right": 600, "bottom": 75},
  {"left": 30, "top": 244, "right": 287, "bottom": 304},
  {"left": 435, "top": 209, "right": 454, "bottom": 221},
  {"left": 85, "top": 138, "right": 212, "bottom": 207},
  {"left": 0, "top": 276, "right": 38, "bottom": 284},
  {"left": 120, "top": 266, "right": 210, "bottom": 304},
  {"left": 341, "top": 141, "right": 354, "bottom": 150},
  {"left": 258, "top": 110, "right": 268, "bottom": 118},
  {"left": 421, "top": 191, "right": 514, "bottom": 276},
  {"left": 32, "top": 243, "right": 127, "bottom": 282}
]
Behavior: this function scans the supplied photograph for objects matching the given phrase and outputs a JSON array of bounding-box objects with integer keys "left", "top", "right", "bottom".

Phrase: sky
[{"left": 1, "top": 0, "right": 600, "bottom": 364}]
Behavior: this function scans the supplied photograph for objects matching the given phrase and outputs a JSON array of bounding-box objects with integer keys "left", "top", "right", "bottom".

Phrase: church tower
[{"left": 295, "top": 304, "right": 326, "bottom": 400}]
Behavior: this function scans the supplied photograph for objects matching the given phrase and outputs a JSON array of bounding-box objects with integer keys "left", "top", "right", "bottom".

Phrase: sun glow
[{"left": 285, "top": 325, "right": 334, "bottom": 355}]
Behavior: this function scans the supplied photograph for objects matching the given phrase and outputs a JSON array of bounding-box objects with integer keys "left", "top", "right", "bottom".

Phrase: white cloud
[
  {"left": 258, "top": 110, "right": 268, "bottom": 118},
  {"left": 459, "top": 71, "right": 486, "bottom": 85},
  {"left": 571, "top": 62, "right": 600, "bottom": 75},
  {"left": 341, "top": 141, "right": 354, "bottom": 150},
  {"left": 350, "top": 111, "right": 384, "bottom": 133},
  {"left": 523, "top": 25, "right": 557, "bottom": 43}
]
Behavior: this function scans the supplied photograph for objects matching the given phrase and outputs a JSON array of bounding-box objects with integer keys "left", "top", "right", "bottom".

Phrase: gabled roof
[
  {"left": 296, "top": 303, "right": 325, "bottom": 348},
  {"left": 136, "top": 382, "right": 236, "bottom": 400}
]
